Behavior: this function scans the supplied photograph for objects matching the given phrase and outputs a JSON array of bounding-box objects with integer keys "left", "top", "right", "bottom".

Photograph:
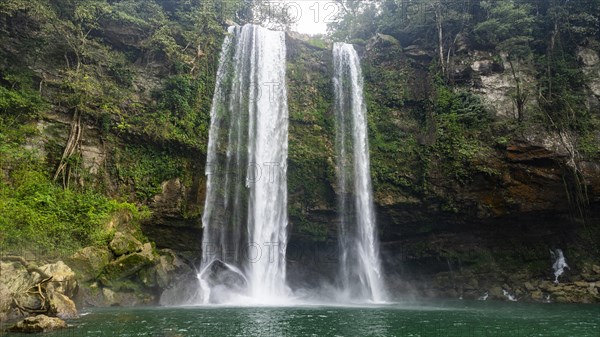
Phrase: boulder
[
  {"left": 488, "top": 286, "right": 504, "bottom": 300},
  {"left": 455, "top": 32, "right": 470, "bottom": 53},
  {"left": 9, "top": 315, "right": 67, "bottom": 333},
  {"left": 0, "top": 261, "right": 41, "bottom": 293},
  {"left": 538, "top": 280, "right": 554, "bottom": 291},
  {"left": 48, "top": 292, "right": 79, "bottom": 319},
  {"left": 1, "top": 261, "right": 44, "bottom": 316},
  {"left": 139, "top": 249, "right": 193, "bottom": 289},
  {"left": 155, "top": 250, "right": 193, "bottom": 289},
  {"left": 154, "top": 256, "right": 175, "bottom": 289},
  {"left": 100, "top": 287, "right": 154, "bottom": 307},
  {"left": 75, "top": 282, "right": 155, "bottom": 307},
  {"left": 139, "top": 265, "right": 158, "bottom": 288},
  {"left": 464, "top": 278, "right": 478, "bottom": 290},
  {"left": 39, "top": 261, "right": 77, "bottom": 297},
  {"left": 99, "top": 243, "right": 154, "bottom": 286},
  {"left": 202, "top": 259, "right": 247, "bottom": 291},
  {"left": 199, "top": 259, "right": 247, "bottom": 303},
  {"left": 367, "top": 33, "right": 400, "bottom": 50},
  {"left": 109, "top": 231, "right": 143, "bottom": 256},
  {"left": 66, "top": 246, "right": 113, "bottom": 282},
  {"left": 151, "top": 178, "right": 186, "bottom": 215},
  {"left": 13, "top": 290, "right": 43, "bottom": 312},
  {"left": 445, "top": 288, "right": 459, "bottom": 299},
  {"left": 524, "top": 281, "right": 536, "bottom": 291},
  {"left": 530, "top": 290, "right": 544, "bottom": 301},
  {"left": 471, "top": 59, "right": 503, "bottom": 75}
]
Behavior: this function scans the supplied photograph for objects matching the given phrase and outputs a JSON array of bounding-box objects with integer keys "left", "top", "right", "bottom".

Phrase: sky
[{"left": 272, "top": 1, "right": 341, "bottom": 35}]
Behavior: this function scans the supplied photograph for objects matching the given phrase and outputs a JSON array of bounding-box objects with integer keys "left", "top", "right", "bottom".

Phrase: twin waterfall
[
  {"left": 333, "top": 43, "right": 386, "bottom": 302},
  {"left": 198, "top": 24, "right": 385, "bottom": 304},
  {"left": 199, "top": 24, "right": 289, "bottom": 304}
]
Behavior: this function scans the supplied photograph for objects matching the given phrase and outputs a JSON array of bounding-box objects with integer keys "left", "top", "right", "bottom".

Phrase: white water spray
[
  {"left": 333, "top": 43, "right": 386, "bottom": 303},
  {"left": 502, "top": 289, "right": 517, "bottom": 302},
  {"left": 198, "top": 24, "right": 289, "bottom": 304}
]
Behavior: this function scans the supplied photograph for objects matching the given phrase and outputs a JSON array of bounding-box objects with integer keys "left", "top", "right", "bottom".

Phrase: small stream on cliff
[{"left": 3, "top": 301, "right": 599, "bottom": 336}]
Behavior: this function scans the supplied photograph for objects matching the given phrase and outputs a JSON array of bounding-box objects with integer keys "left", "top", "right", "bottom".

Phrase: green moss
[
  {"left": 287, "top": 40, "right": 336, "bottom": 214},
  {"left": 430, "top": 85, "right": 494, "bottom": 185},
  {"left": 111, "top": 143, "right": 188, "bottom": 201},
  {"left": 0, "top": 81, "right": 47, "bottom": 120},
  {"left": 289, "top": 205, "right": 328, "bottom": 242},
  {"left": 362, "top": 53, "right": 425, "bottom": 198}
]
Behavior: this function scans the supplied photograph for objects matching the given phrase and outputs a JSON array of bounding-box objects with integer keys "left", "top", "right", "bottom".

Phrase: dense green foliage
[
  {"left": 0, "top": 0, "right": 599, "bottom": 253},
  {"left": 0, "top": 110, "right": 145, "bottom": 255},
  {"left": 332, "top": 0, "right": 599, "bottom": 129},
  {"left": 0, "top": 0, "right": 246, "bottom": 254},
  {"left": 331, "top": 0, "right": 600, "bottom": 215},
  {"left": 0, "top": 0, "right": 247, "bottom": 149},
  {"left": 286, "top": 40, "right": 336, "bottom": 240},
  {"left": 111, "top": 143, "right": 187, "bottom": 201}
]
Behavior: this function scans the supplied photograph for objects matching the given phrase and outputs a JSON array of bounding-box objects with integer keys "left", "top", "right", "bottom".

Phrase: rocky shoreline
[
  {"left": 0, "top": 212, "right": 199, "bottom": 332},
  {"left": 415, "top": 264, "right": 600, "bottom": 303},
  {"left": 1, "top": 247, "right": 598, "bottom": 332}
]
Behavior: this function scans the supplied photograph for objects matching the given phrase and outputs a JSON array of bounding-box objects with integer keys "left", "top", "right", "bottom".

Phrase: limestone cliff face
[
  {"left": 282, "top": 33, "right": 600, "bottom": 225},
  {"left": 284, "top": 33, "right": 600, "bottom": 302},
  {"left": 15, "top": 26, "right": 600, "bottom": 302}
]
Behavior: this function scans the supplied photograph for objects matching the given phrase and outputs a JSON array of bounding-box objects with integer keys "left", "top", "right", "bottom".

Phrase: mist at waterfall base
[{"left": 182, "top": 24, "right": 388, "bottom": 306}]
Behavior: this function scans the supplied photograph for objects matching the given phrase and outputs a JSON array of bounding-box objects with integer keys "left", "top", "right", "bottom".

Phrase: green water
[{"left": 3, "top": 301, "right": 599, "bottom": 337}]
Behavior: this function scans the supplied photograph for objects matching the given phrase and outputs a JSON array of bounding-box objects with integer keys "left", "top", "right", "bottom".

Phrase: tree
[
  {"left": 328, "top": 0, "right": 379, "bottom": 41},
  {"left": 474, "top": 0, "right": 534, "bottom": 122},
  {"left": 430, "top": 0, "right": 472, "bottom": 78}
]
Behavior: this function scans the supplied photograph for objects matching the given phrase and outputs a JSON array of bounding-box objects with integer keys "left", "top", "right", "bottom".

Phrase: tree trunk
[
  {"left": 508, "top": 57, "right": 527, "bottom": 122},
  {"left": 433, "top": 3, "right": 445, "bottom": 76}
]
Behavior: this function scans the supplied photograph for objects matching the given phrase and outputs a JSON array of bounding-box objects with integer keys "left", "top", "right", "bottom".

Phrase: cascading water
[
  {"left": 198, "top": 24, "right": 289, "bottom": 304},
  {"left": 551, "top": 249, "right": 569, "bottom": 284},
  {"left": 333, "top": 42, "right": 386, "bottom": 303}
]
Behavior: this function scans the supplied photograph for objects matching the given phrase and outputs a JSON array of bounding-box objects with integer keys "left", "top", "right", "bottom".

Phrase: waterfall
[
  {"left": 551, "top": 249, "right": 569, "bottom": 284},
  {"left": 199, "top": 24, "right": 289, "bottom": 304},
  {"left": 333, "top": 42, "right": 386, "bottom": 303}
]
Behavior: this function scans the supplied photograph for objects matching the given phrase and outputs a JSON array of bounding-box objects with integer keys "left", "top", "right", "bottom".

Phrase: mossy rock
[
  {"left": 66, "top": 246, "right": 113, "bottom": 282},
  {"left": 9, "top": 315, "right": 67, "bottom": 333},
  {"left": 99, "top": 243, "right": 155, "bottom": 286},
  {"left": 139, "top": 249, "right": 193, "bottom": 289},
  {"left": 109, "top": 231, "right": 143, "bottom": 256},
  {"left": 47, "top": 292, "right": 78, "bottom": 319},
  {"left": 99, "top": 287, "right": 155, "bottom": 307},
  {"left": 373, "top": 33, "right": 401, "bottom": 48}
]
